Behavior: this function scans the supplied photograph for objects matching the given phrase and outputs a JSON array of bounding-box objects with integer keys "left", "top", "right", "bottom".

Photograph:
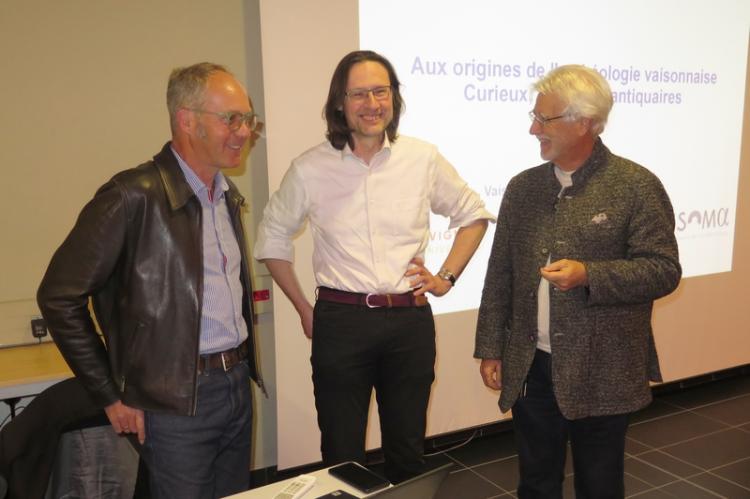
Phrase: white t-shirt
[{"left": 536, "top": 166, "right": 574, "bottom": 353}]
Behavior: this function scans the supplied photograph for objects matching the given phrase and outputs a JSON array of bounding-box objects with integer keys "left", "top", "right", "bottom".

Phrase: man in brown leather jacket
[{"left": 37, "top": 62, "right": 264, "bottom": 499}]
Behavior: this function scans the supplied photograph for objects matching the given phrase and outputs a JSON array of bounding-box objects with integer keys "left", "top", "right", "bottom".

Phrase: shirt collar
[
  {"left": 340, "top": 135, "right": 393, "bottom": 164},
  {"left": 171, "top": 146, "right": 229, "bottom": 200}
]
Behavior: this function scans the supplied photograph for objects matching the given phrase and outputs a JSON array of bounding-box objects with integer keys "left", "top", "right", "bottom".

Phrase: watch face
[{"left": 438, "top": 269, "right": 456, "bottom": 284}]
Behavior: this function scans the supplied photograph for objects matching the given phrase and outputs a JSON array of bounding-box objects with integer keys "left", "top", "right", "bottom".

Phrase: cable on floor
[{"left": 424, "top": 428, "right": 480, "bottom": 457}]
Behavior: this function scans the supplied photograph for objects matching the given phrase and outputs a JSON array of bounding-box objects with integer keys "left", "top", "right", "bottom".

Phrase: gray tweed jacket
[{"left": 474, "top": 139, "right": 681, "bottom": 419}]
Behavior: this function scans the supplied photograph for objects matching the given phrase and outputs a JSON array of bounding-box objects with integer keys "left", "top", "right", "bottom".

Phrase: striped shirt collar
[{"left": 170, "top": 146, "right": 229, "bottom": 200}]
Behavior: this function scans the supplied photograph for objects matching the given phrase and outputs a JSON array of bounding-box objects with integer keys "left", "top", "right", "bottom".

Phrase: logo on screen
[{"left": 676, "top": 208, "right": 731, "bottom": 232}]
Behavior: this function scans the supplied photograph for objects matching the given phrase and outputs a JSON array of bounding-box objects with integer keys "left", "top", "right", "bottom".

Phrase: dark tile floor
[{"left": 421, "top": 371, "right": 750, "bottom": 498}]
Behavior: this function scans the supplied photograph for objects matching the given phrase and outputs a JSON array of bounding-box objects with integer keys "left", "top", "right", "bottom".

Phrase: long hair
[{"left": 324, "top": 50, "right": 404, "bottom": 150}]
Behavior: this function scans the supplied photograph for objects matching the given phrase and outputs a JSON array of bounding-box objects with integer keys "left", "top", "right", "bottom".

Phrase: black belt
[
  {"left": 198, "top": 340, "right": 248, "bottom": 374},
  {"left": 317, "top": 287, "right": 428, "bottom": 308}
]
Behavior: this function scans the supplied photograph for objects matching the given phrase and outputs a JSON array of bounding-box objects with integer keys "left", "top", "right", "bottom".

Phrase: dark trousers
[
  {"left": 311, "top": 300, "right": 436, "bottom": 484},
  {"left": 141, "top": 361, "right": 252, "bottom": 499},
  {"left": 512, "top": 350, "right": 629, "bottom": 499}
]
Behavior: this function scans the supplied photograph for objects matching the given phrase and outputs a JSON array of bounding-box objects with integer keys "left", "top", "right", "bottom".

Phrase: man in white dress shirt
[{"left": 255, "top": 50, "right": 493, "bottom": 483}]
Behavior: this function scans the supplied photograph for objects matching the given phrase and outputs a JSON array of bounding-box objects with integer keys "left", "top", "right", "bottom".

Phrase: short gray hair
[
  {"left": 534, "top": 64, "right": 613, "bottom": 136},
  {"left": 167, "top": 62, "right": 230, "bottom": 131}
]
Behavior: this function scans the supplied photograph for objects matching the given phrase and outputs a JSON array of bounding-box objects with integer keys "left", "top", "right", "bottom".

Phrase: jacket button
[
  {"left": 528, "top": 334, "right": 536, "bottom": 342},
  {"left": 541, "top": 248, "right": 548, "bottom": 255}
]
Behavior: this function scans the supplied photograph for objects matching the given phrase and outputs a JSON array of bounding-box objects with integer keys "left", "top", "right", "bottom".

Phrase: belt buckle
[
  {"left": 365, "top": 293, "right": 393, "bottom": 308},
  {"left": 365, "top": 293, "right": 380, "bottom": 308},
  {"left": 221, "top": 351, "right": 229, "bottom": 371}
]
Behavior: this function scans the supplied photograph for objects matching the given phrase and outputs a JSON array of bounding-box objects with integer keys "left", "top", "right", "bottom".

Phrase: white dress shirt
[{"left": 255, "top": 136, "right": 494, "bottom": 294}]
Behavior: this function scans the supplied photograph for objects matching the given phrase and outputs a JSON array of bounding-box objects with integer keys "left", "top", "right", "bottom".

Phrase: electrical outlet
[{"left": 31, "top": 316, "right": 48, "bottom": 338}]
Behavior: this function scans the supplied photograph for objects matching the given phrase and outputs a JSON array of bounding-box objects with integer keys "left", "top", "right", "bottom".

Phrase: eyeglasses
[
  {"left": 345, "top": 86, "right": 392, "bottom": 103},
  {"left": 528, "top": 111, "right": 568, "bottom": 126},
  {"left": 189, "top": 109, "right": 263, "bottom": 132}
]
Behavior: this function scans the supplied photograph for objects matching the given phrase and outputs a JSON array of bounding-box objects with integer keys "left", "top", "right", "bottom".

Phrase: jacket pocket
[{"left": 121, "top": 319, "right": 149, "bottom": 392}]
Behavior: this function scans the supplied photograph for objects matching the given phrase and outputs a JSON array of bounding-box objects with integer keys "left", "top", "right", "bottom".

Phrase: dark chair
[{"left": 0, "top": 378, "right": 140, "bottom": 499}]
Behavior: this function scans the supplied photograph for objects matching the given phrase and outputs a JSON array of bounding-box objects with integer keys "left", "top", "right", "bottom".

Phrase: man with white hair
[{"left": 474, "top": 65, "right": 681, "bottom": 498}]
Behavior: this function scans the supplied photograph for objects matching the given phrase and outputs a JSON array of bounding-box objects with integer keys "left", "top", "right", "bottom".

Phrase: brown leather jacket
[{"left": 37, "top": 143, "right": 264, "bottom": 415}]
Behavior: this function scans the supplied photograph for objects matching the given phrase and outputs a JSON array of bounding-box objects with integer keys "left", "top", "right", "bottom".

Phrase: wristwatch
[{"left": 437, "top": 268, "right": 456, "bottom": 286}]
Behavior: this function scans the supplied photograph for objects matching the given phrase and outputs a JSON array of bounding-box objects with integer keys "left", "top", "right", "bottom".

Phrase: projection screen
[{"left": 259, "top": 0, "right": 750, "bottom": 469}]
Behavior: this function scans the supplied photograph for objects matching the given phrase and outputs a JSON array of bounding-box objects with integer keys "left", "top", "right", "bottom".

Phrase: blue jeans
[
  {"left": 513, "top": 350, "right": 629, "bottom": 499},
  {"left": 141, "top": 360, "right": 252, "bottom": 499}
]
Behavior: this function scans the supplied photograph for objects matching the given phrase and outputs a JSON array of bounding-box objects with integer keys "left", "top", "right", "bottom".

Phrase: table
[
  {"left": 225, "top": 467, "right": 372, "bottom": 498},
  {"left": 0, "top": 342, "right": 72, "bottom": 412}
]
